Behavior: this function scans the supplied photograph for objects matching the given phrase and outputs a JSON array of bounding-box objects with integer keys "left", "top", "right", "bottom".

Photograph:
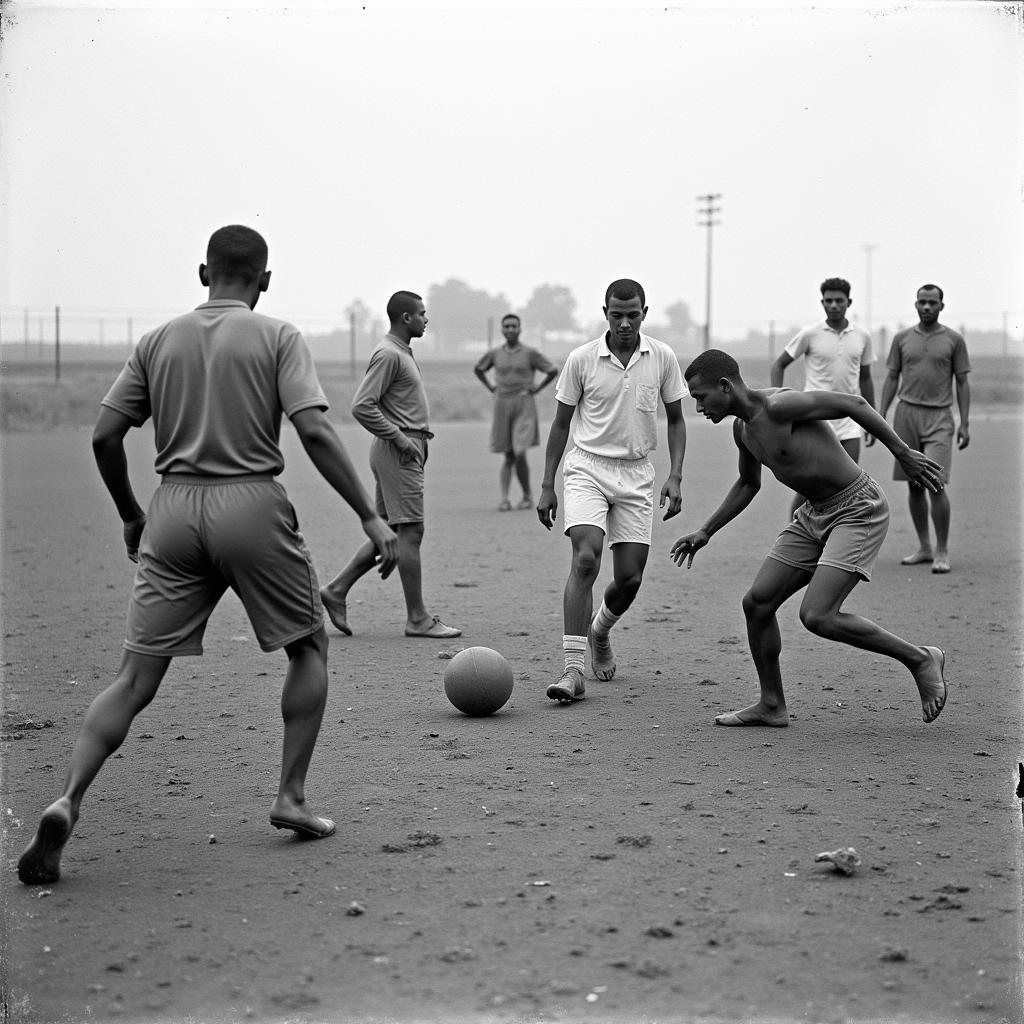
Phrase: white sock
[
  {"left": 592, "top": 601, "right": 621, "bottom": 639},
  {"left": 563, "top": 635, "right": 586, "bottom": 673}
]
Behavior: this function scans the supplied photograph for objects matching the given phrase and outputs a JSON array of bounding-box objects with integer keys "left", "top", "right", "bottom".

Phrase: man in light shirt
[
  {"left": 537, "top": 279, "right": 687, "bottom": 703},
  {"left": 771, "top": 277, "right": 875, "bottom": 516}
]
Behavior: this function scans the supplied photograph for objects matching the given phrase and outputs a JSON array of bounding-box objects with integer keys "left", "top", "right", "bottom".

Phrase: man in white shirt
[
  {"left": 537, "top": 279, "right": 687, "bottom": 703},
  {"left": 771, "top": 277, "right": 875, "bottom": 515}
]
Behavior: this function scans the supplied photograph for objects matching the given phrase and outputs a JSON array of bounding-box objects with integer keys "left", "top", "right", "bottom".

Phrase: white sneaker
[{"left": 546, "top": 667, "right": 586, "bottom": 703}]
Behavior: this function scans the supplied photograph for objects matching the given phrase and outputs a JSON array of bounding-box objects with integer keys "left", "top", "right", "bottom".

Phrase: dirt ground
[{"left": 2, "top": 413, "right": 1022, "bottom": 1024}]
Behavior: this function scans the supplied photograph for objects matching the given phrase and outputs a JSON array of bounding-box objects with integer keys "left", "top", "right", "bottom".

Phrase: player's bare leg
[
  {"left": 18, "top": 652, "right": 171, "bottom": 883},
  {"left": 902, "top": 485, "right": 934, "bottom": 564},
  {"left": 548, "top": 526, "right": 602, "bottom": 702},
  {"left": 798, "top": 565, "right": 948, "bottom": 722},
  {"left": 321, "top": 540, "right": 379, "bottom": 635},
  {"left": 928, "top": 489, "right": 952, "bottom": 573},
  {"left": 513, "top": 452, "right": 533, "bottom": 508},
  {"left": 589, "top": 542, "right": 649, "bottom": 681},
  {"left": 498, "top": 453, "right": 514, "bottom": 510},
  {"left": 270, "top": 629, "right": 335, "bottom": 838},
  {"left": 725, "top": 559, "right": 811, "bottom": 727}
]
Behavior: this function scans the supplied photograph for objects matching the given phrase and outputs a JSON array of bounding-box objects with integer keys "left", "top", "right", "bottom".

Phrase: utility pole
[
  {"left": 861, "top": 243, "right": 878, "bottom": 333},
  {"left": 697, "top": 193, "right": 721, "bottom": 350}
]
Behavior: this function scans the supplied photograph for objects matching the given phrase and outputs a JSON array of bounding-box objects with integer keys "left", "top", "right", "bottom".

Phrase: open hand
[
  {"left": 670, "top": 529, "right": 708, "bottom": 568},
  {"left": 898, "top": 448, "right": 945, "bottom": 493}
]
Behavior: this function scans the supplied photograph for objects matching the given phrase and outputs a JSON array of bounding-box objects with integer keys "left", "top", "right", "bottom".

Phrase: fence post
[{"left": 768, "top": 319, "right": 775, "bottom": 362}]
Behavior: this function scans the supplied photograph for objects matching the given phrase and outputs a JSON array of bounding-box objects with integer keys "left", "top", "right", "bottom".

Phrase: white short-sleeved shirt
[
  {"left": 554, "top": 332, "right": 687, "bottom": 459},
  {"left": 784, "top": 320, "right": 874, "bottom": 441}
]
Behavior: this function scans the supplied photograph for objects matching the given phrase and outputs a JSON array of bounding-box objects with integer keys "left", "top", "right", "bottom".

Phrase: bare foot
[
  {"left": 319, "top": 588, "right": 352, "bottom": 636},
  {"left": 900, "top": 549, "right": 934, "bottom": 565},
  {"left": 18, "top": 798, "right": 77, "bottom": 884},
  {"left": 269, "top": 797, "right": 336, "bottom": 839},
  {"left": 714, "top": 702, "right": 789, "bottom": 727},
  {"left": 913, "top": 646, "right": 948, "bottom": 723},
  {"left": 588, "top": 623, "right": 617, "bottom": 681}
]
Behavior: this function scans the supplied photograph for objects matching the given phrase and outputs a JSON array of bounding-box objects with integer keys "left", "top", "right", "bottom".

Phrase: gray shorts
[
  {"left": 490, "top": 392, "right": 539, "bottom": 454},
  {"left": 126, "top": 475, "right": 322, "bottom": 656},
  {"left": 768, "top": 472, "right": 889, "bottom": 582},
  {"left": 892, "top": 402, "right": 954, "bottom": 483},
  {"left": 370, "top": 433, "right": 428, "bottom": 525}
]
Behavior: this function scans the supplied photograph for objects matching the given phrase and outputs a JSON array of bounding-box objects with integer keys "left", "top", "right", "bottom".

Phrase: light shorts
[
  {"left": 892, "top": 402, "right": 954, "bottom": 483},
  {"left": 562, "top": 446, "right": 657, "bottom": 546},
  {"left": 370, "top": 433, "right": 428, "bottom": 525},
  {"left": 490, "top": 392, "right": 539, "bottom": 455},
  {"left": 767, "top": 471, "right": 889, "bottom": 582},
  {"left": 125, "top": 475, "right": 322, "bottom": 657}
]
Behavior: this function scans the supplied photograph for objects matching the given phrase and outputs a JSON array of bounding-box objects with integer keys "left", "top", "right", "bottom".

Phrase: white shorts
[{"left": 562, "top": 446, "right": 656, "bottom": 546}]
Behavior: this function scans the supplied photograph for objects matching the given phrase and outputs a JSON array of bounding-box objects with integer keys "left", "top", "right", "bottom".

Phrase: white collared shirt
[{"left": 554, "top": 332, "right": 687, "bottom": 459}]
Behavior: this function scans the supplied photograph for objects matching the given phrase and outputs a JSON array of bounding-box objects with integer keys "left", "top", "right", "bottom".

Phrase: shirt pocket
[{"left": 635, "top": 383, "right": 659, "bottom": 413}]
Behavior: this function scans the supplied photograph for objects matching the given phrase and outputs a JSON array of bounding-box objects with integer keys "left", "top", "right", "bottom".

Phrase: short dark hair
[
  {"left": 501, "top": 313, "right": 521, "bottom": 326},
  {"left": 206, "top": 225, "right": 268, "bottom": 284},
  {"left": 820, "top": 277, "right": 851, "bottom": 298},
  {"left": 684, "top": 348, "right": 740, "bottom": 383},
  {"left": 386, "top": 291, "right": 423, "bottom": 321},
  {"left": 604, "top": 278, "right": 646, "bottom": 308},
  {"left": 917, "top": 283, "right": 944, "bottom": 302}
]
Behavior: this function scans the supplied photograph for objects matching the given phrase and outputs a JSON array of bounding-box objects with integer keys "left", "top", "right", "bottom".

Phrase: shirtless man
[{"left": 670, "top": 349, "right": 948, "bottom": 727}]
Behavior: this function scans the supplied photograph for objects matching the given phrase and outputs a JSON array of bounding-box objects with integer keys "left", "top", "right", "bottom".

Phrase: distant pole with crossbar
[{"left": 697, "top": 193, "right": 722, "bottom": 350}]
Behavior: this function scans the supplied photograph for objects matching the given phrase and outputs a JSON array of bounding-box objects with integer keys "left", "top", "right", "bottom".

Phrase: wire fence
[{"left": 2, "top": 304, "right": 1021, "bottom": 373}]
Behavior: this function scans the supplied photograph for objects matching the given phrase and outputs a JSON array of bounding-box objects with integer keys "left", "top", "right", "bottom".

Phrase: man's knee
[
  {"left": 742, "top": 587, "right": 776, "bottom": 622},
  {"left": 286, "top": 627, "right": 328, "bottom": 663},
  {"left": 397, "top": 521, "right": 425, "bottom": 545},
  {"left": 570, "top": 546, "right": 601, "bottom": 583},
  {"left": 798, "top": 603, "right": 834, "bottom": 637}
]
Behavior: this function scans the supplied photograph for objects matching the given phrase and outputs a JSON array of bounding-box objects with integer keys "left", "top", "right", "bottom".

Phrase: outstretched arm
[
  {"left": 769, "top": 390, "right": 945, "bottom": 491},
  {"left": 93, "top": 406, "right": 147, "bottom": 562},
  {"left": 291, "top": 408, "right": 399, "bottom": 578},
  {"left": 670, "top": 421, "right": 761, "bottom": 568},
  {"left": 536, "top": 400, "right": 575, "bottom": 530}
]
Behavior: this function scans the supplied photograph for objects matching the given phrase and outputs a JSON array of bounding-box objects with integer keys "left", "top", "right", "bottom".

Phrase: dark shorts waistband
[
  {"left": 401, "top": 428, "right": 435, "bottom": 439},
  {"left": 160, "top": 473, "right": 275, "bottom": 486},
  {"left": 805, "top": 471, "right": 876, "bottom": 515}
]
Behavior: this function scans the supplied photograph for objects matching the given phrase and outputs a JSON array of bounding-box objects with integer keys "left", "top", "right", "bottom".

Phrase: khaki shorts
[
  {"left": 892, "top": 402, "right": 954, "bottom": 483},
  {"left": 768, "top": 472, "right": 889, "bottom": 582},
  {"left": 370, "top": 434, "right": 428, "bottom": 525},
  {"left": 490, "top": 392, "right": 540, "bottom": 454},
  {"left": 562, "top": 446, "right": 656, "bottom": 546},
  {"left": 125, "top": 475, "right": 322, "bottom": 656}
]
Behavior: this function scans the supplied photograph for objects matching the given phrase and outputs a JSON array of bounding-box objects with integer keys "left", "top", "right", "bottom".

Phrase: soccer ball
[{"left": 443, "top": 647, "right": 514, "bottom": 716}]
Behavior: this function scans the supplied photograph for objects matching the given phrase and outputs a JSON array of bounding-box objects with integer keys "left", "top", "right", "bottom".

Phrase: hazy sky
[{"left": 1, "top": 0, "right": 1022, "bottom": 340}]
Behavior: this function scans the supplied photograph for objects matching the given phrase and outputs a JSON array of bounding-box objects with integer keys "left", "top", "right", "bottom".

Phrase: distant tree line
[{"left": 328, "top": 277, "right": 697, "bottom": 356}]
